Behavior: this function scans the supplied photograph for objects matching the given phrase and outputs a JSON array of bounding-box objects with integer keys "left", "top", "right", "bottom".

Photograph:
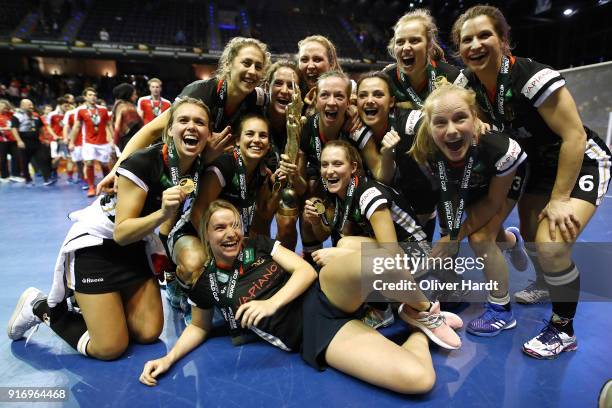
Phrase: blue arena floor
[{"left": 1, "top": 177, "right": 611, "bottom": 407}]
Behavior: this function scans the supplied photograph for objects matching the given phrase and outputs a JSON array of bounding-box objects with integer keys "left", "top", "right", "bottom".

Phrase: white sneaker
[
  {"left": 0, "top": 177, "right": 10, "bottom": 183},
  {"left": 7, "top": 287, "right": 45, "bottom": 340},
  {"left": 514, "top": 281, "right": 550, "bottom": 304}
]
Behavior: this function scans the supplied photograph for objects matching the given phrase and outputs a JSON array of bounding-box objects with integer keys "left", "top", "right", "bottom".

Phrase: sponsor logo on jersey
[
  {"left": 359, "top": 187, "right": 381, "bottom": 210},
  {"left": 82, "top": 277, "right": 104, "bottom": 284},
  {"left": 496, "top": 139, "right": 522, "bottom": 173},
  {"left": 405, "top": 110, "right": 423, "bottom": 135},
  {"left": 521, "top": 68, "right": 560, "bottom": 100}
]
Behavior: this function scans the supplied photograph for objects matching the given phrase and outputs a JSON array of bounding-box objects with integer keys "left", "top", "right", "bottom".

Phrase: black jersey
[
  {"left": 111, "top": 143, "right": 175, "bottom": 222},
  {"left": 178, "top": 78, "right": 266, "bottom": 132},
  {"left": 349, "top": 108, "right": 424, "bottom": 155},
  {"left": 205, "top": 150, "right": 268, "bottom": 232},
  {"left": 426, "top": 131, "right": 527, "bottom": 208},
  {"left": 299, "top": 113, "right": 348, "bottom": 177},
  {"left": 381, "top": 60, "right": 462, "bottom": 109},
  {"left": 463, "top": 57, "right": 572, "bottom": 161},
  {"left": 324, "top": 175, "right": 426, "bottom": 242},
  {"left": 189, "top": 235, "right": 303, "bottom": 351}
]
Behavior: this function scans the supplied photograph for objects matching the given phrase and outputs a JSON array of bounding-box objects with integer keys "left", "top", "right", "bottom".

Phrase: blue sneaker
[
  {"left": 506, "top": 227, "right": 529, "bottom": 272},
  {"left": 467, "top": 302, "right": 517, "bottom": 337},
  {"left": 523, "top": 319, "right": 577, "bottom": 359}
]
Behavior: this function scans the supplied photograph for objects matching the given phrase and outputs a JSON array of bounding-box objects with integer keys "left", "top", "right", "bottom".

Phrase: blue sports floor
[{"left": 1, "top": 177, "right": 611, "bottom": 407}]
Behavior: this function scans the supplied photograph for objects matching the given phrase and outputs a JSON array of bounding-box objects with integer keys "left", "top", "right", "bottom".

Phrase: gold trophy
[{"left": 277, "top": 77, "right": 304, "bottom": 216}]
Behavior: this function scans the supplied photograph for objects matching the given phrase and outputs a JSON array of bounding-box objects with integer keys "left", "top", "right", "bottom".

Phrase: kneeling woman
[
  {"left": 304, "top": 140, "right": 462, "bottom": 349},
  {"left": 140, "top": 200, "right": 439, "bottom": 394},
  {"left": 7, "top": 98, "right": 210, "bottom": 360},
  {"left": 409, "top": 84, "right": 527, "bottom": 336}
]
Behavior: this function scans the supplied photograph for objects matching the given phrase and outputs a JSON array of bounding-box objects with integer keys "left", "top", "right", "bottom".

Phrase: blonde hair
[
  {"left": 297, "top": 35, "right": 343, "bottom": 72},
  {"left": 197, "top": 199, "right": 243, "bottom": 271},
  {"left": 215, "top": 37, "right": 271, "bottom": 82},
  {"left": 451, "top": 5, "right": 512, "bottom": 57},
  {"left": 387, "top": 9, "right": 445, "bottom": 62},
  {"left": 162, "top": 97, "right": 211, "bottom": 147},
  {"left": 409, "top": 84, "right": 480, "bottom": 164}
]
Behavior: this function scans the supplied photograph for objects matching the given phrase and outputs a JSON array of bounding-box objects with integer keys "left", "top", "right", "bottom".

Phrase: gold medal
[
  {"left": 312, "top": 198, "right": 326, "bottom": 215},
  {"left": 272, "top": 180, "right": 282, "bottom": 193},
  {"left": 178, "top": 177, "right": 195, "bottom": 194}
]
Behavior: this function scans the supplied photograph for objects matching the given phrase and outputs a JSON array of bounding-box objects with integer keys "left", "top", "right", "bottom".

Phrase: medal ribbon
[
  {"left": 397, "top": 62, "right": 437, "bottom": 108},
  {"left": 233, "top": 147, "right": 255, "bottom": 233},
  {"left": 475, "top": 55, "right": 512, "bottom": 130},
  {"left": 151, "top": 97, "right": 162, "bottom": 117},
  {"left": 327, "top": 176, "right": 358, "bottom": 233},
  {"left": 207, "top": 251, "right": 244, "bottom": 337},
  {"left": 165, "top": 143, "right": 201, "bottom": 198},
  {"left": 214, "top": 79, "right": 250, "bottom": 132},
  {"left": 436, "top": 140, "right": 477, "bottom": 240}
]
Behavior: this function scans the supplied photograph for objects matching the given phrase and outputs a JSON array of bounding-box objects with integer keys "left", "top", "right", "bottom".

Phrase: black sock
[
  {"left": 422, "top": 217, "right": 436, "bottom": 243},
  {"left": 38, "top": 300, "right": 90, "bottom": 355},
  {"left": 543, "top": 262, "right": 580, "bottom": 336},
  {"left": 529, "top": 255, "right": 547, "bottom": 287}
]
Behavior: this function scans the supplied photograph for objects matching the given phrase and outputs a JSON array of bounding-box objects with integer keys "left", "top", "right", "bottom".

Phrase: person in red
[
  {"left": 70, "top": 87, "right": 113, "bottom": 197},
  {"left": 137, "top": 78, "right": 171, "bottom": 125},
  {"left": 47, "top": 97, "right": 74, "bottom": 182},
  {"left": 64, "top": 96, "right": 86, "bottom": 186},
  {"left": 0, "top": 99, "right": 25, "bottom": 182},
  {"left": 112, "top": 83, "right": 142, "bottom": 153}
]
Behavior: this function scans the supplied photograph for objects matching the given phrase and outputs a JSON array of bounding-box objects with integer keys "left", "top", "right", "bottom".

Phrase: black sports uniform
[
  {"left": 178, "top": 78, "right": 266, "bottom": 132},
  {"left": 299, "top": 113, "right": 349, "bottom": 181},
  {"left": 381, "top": 60, "right": 465, "bottom": 109},
  {"left": 204, "top": 149, "right": 269, "bottom": 234},
  {"left": 464, "top": 56, "right": 611, "bottom": 205},
  {"left": 425, "top": 131, "right": 527, "bottom": 237},
  {"left": 321, "top": 175, "right": 427, "bottom": 243},
  {"left": 74, "top": 143, "right": 183, "bottom": 294},
  {"left": 166, "top": 78, "right": 268, "bottom": 252},
  {"left": 349, "top": 109, "right": 438, "bottom": 216},
  {"left": 188, "top": 235, "right": 366, "bottom": 370}
]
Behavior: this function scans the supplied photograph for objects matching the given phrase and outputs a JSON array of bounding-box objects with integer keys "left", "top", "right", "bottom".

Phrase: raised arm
[{"left": 113, "top": 175, "right": 186, "bottom": 245}]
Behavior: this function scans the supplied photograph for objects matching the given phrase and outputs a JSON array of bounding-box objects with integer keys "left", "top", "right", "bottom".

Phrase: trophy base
[{"left": 277, "top": 207, "right": 299, "bottom": 217}]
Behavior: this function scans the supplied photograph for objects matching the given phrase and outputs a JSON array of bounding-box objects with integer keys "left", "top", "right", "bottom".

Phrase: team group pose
[{"left": 6, "top": 4, "right": 611, "bottom": 395}]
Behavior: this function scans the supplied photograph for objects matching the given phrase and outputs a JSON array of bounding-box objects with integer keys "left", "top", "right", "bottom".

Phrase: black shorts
[
  {"left": 301, "top": 282, "right": 366, "bottom": 371},
  {"left": 524, "top": 133, "right": 611, "bottom": 206},
  {"left": 396, "top": 160, "right": 439, "bottom": 215},
  {"left": 74, "top": 239, "right": 152, "bottom": 294}
]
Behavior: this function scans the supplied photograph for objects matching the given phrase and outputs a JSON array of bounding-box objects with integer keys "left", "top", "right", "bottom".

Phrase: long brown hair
[
  {"left": 321, "top": 139, "right": 363, "bottom": 176},
  {"left": 215, "top": 37, "right": 271, "bottom": 83},
  {"left": 451, "top": 5, "right": 512, "bottom": 57}
]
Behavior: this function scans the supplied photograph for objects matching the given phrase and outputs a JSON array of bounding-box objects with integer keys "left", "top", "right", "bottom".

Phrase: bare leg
[
  {"left": 121, "top": 278, "right": 163, "bottom": 343},
  {"left": 325, "top": 320, "right": 435, "bottom": 394},
  {"left": 74, "top": 291, "right": 129, "bottom": 360}
]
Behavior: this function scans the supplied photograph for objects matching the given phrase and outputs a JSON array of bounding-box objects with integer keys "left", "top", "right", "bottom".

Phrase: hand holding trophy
[{"left": 277, "top": 76, "right": 305, "bottom": 216}]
